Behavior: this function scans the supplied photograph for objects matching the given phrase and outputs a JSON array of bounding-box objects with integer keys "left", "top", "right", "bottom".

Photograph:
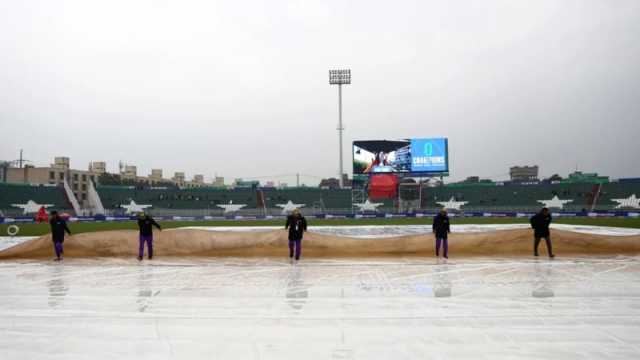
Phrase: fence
[{"left": 1, "top": 208, "right": 638, "bottom": 225}]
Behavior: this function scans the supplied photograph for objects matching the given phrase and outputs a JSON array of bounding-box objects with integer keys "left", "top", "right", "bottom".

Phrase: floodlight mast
[{"left": 329, "top": 69, "right": 351, "bottom": 188}]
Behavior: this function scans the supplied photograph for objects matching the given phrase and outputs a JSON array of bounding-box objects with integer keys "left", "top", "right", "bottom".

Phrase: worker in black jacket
[
  {"left": 285, "top": 209, "right": 307, "bottom": 261},
  {"left": 137, "top": 212, "right": 161, "bottom": 261},
  {"left": 432, "top": 209, "right": 451, "bottom": 258},
  {"left": 530, "top": 207, "right": 555, "bottom": 258},
  {"left": 49, "top": 211, "right": 71, "bottom": 261}
]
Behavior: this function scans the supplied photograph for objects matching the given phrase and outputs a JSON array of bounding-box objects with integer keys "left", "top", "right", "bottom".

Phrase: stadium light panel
[{"left": 329, "top": 69, "right": 351, "bottom": 85}]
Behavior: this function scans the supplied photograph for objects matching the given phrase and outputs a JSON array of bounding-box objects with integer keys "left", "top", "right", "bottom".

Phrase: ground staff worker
[
  {"left": 49, "top": 211, "right": 71, "bottom": 261},
  {"left": 433, "top": 209, "right": 451, "bottom": 258},
  {"left": 285, "top": 209, "right": 307, "bottom": 261},
  {"left": 530, "top": 207, "right": 555, "bottom": 258}
]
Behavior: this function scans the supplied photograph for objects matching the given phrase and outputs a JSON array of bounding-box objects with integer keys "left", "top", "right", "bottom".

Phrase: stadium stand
[
  {"left": 423, "top": 182, "right": 599, "bottom": 212},
  {"left": 261, "top": 188, "right": 379, "bottom": 213},
  {"left": 94, "top": 179, "right": 640, "bottom": 215},
  {"left": 597, "top": 180, "right": 640, "bottom": 210},
  {"left": 96, "top": 186, "right": 258, "bottom": 212},
  {"left": 0, "top": 183, "right": 71, "bottom": 216}
]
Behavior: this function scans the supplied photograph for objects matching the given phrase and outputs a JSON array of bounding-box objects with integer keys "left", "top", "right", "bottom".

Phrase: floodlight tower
[{"left": 329, "top": 69, "right": 351, "bottom": 188}]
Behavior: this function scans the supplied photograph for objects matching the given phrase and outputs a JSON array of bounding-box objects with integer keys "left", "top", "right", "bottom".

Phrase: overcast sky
[{"left": 1, "top": 0, "right": 639, "bottom": 185}]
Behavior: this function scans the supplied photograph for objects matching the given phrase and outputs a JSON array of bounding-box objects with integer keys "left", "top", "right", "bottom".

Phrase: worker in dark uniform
[
  {"left": 432, "top": 209, "right": 451, "bottom": 258},
  {"left": 49, "top": 210, "right": 71, "bottom": 261},
  {"left": 530, "top": 207, "right": 555, "bottom": 258},
  {"left": 285, "top": 208, "right": 307, "bottom": 261},
  {"left": 137, "top": 212, "right": 161, "bottom": 261}
]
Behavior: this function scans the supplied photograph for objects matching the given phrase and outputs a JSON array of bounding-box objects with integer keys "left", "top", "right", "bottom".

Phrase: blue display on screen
[{"left": 410, "top": 138, "right": 448, "bottom": 173}]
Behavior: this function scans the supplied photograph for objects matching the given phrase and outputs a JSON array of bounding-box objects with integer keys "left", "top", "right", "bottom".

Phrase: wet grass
[{"left": 1, "top": 216, "right": 639, "bottom": 237}]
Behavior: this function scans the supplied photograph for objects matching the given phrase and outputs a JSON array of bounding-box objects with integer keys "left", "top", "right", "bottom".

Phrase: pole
[
  {"left": 338, "top": 84, "right": 344, "bottom": 188},
  {"left": 419, "top": 176, "right": 423, "bottom": 210},
  {"left": 329, "top": 68, "right": 350, "bottom": 188}
]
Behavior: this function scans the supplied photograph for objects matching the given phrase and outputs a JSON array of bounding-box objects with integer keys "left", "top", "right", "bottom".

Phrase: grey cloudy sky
[{"left": 1, "top": 0, "right": 639, "bottom": 185}]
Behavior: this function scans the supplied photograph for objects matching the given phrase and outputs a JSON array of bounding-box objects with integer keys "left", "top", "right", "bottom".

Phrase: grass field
[{"left": 2, "top": 217, "right": 640, "bottom": 237}]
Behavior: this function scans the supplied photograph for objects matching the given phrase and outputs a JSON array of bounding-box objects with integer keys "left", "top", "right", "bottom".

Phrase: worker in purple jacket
[
  {"left": 285, "top": 209, "right": 307, "bottom": 261},
  {"left": 49, "top": 211, "right": 71, "bottom": 261},
  {"left": 137, "top": 212, "right": 161, "bottom": 261},
  {"left": 530, "top": 207, "right": 555, "bottom": 258},
  {"left": 432, "top": 209, "right": 451, "bottom": 258}
]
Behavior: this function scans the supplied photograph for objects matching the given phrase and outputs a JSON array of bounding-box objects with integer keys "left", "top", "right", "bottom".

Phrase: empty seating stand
[{"left": 0, "top": 183, "right": 70, "bottom": 216}]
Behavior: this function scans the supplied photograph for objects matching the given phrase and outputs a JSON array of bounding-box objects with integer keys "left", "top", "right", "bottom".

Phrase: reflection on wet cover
[
  {"left": 136, "top": 268, "right": 160, "bottom": 313},
  {"left": 285, "top": 265, "right": 308, "bottom": 311},
  {"left": 433, "top": 262, "right": 452, "bottom": 298},
  {"left": 48, "top": 264, "right": 68, "bottom": 308},
  {"left": 532, "top": 261, "right": 555, "bottom": 298}
]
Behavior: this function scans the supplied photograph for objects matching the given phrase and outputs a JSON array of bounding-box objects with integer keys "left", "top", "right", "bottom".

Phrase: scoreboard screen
[
  {"left": 409, "top": 138, "right": 449, "bottom": 173},
  {"left": 353, "top": 138, "right": 449, "bottom": 175}
]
